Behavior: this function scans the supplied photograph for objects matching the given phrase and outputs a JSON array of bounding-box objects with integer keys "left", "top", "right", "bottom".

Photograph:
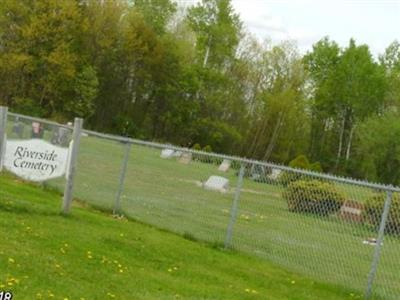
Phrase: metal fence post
[
  {"left": 365, "top": 190, "right": 393, "bottom": 299},
  {"left": 0, "top": 106, "right": 8, "bottom": 172},
  {"left": 62, "top": 118, "right": 83, "bottom": 214},
  {"left": 113, "top": 142, "right": 131, "bottom": 215},
  {"left": 225, "top": 163, "right": 245, "bottom": 249}
]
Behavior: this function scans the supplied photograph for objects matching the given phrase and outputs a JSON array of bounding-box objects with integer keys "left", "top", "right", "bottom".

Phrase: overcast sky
[{"left": 178, "top": 0, "right": 400, "bottom": 56}]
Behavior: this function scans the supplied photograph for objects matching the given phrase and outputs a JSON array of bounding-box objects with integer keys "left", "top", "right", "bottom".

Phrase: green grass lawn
[
  {"left": 0, "top": 174, "right": 362, "bottom": 300},
  {"left": 4, "top": 122, "right": 400, "bottom": 299}
]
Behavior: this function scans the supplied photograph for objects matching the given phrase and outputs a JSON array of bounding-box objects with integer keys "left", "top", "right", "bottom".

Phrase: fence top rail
[
  {"left": 8, "top": 110, "right": 400, "bottom": 193},
  {"left": 8, "top": 112, "right": 73, "bottom": 130}
]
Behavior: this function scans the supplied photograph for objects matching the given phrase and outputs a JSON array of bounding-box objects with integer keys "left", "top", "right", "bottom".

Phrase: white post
[
  {"left": 62, "top": 118, "right": 83, "bottom": 214},
  {"left": 0, "top": 106, "right": 8, "bottom": 172}
]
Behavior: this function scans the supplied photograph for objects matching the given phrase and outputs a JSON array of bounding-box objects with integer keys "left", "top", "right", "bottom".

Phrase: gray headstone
[
  {"left": 178, "top": 152, "right": 192, "bottom": 164},
  {"left": 12, "top": 121, "right": 24, "bottom": 138}
]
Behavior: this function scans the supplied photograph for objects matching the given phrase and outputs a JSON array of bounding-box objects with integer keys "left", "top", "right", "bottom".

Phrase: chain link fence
[{"left": 2, "top": 111, "right": 400, "bottom": 299}]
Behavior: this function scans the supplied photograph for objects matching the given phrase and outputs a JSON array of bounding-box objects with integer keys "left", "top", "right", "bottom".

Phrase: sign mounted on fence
[{"left": 4, "top": 139, "right": 69, "bottom": 182}]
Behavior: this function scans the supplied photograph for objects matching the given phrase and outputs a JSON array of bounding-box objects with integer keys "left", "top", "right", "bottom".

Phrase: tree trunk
[
  {"left": 335, "top": 112, "right": 346, "bottom": 169},
  {"left": 345, "top": 125, "right": 355, "bottom": 161},
  {"left": 263, "top": 112, "right": 283, "bottom": 161},
  {"left": 203, "top": 36, "right": 212, "bottom": 68}
]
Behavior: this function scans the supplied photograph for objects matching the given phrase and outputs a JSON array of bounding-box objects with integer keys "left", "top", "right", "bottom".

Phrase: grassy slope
[
  {"left": 0, "top": 174, "right": 360, "bottom": 300},
  {"left": 46, "top": 137, "right": 396, "bottom": 299}
]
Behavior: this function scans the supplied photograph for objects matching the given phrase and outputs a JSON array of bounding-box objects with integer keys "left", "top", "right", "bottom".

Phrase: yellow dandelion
[
  {"left": 251, "top": 290, "right": 258, "bottom": 294},
  {"left": 168, "top": 268, "right": 173, "bottom": 272},
  {"left": 87, "top": 255, "right": 93, "bottom": 259},
  {"left": 8, "top": 258, "right": 15, "bottom": 263},
  {"left": 291, "top": 280, "right": 296, "bottom": 284},
  {"left": 119, "top": 269, "right": 123, "bottom": 273},
  {"left": 245, "top": 288, "right": 250, "bottom": 293},
  {"left": 60, "top": 248, "right": 66, "bottom": 254},
  {"left": 120, "top": 233, "right": 124, "bottom": 237},
  {"left": 173, "top": 267, "right": 178, "bottom": 270}
]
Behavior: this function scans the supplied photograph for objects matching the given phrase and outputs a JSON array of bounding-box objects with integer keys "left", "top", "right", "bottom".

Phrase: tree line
[{"left": 1, "top": 0, "right": 400, "bottom": 185}]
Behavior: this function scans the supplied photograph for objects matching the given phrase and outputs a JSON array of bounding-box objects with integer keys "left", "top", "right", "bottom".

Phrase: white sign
[{"left": 4, "top": 139, "right": 69, "bottom": 182}]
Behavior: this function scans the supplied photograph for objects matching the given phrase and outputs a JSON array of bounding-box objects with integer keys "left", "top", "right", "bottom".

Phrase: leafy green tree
[
  {"left": 133, "top": 0, "right": 177, "bottom": 35},
  {"left": 246, "top": 42, "right": 309, "bottom": 163},
  {"left": 304, "top": 38, "right": 386, "bottom": 172},
  {"left": 356, "top": 112, "right": 400, "bottom": 185},
  {"left": 380, "top": 41, "right": 400, "bottom": 109},
  {"left": 0, "top": 0, "right": 97, "bottom": 120},
  {"left": 187, "top": 0, "right": 242, "bottom": 68}
]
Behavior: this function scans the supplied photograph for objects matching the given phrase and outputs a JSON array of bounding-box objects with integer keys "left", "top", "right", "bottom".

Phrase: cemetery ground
[
  {"left": 3, "top": 126, "right": 398, "bottom": 299},
  {"left": 0, "top": 175, "right": 359, "bottom": 300},
  {"left": 39, "top": 136, "right": 398, "bottom": 299}
]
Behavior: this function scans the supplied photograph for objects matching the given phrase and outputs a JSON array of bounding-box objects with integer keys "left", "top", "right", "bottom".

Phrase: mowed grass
[
  {"left": 41, "top": 136, "right": 399, "bottom": 300},
  {"left": 0, "top": 174, "right": 360, "bottom": 300},
  {"left": 4, "top": 123, "right": 399, "bottom": 299}
]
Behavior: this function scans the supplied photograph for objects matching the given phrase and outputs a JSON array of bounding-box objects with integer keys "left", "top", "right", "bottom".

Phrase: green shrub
[
  {"left": 289, "top": 155, "right": 310, "bottom": 169},
  {"left": 279, "top": 155, "right": 322, "bottom": 186},
  {"left": 309, "top": 162, "right": 323, "bottom": 172},
  {"left": 283, "top": 180, "right": 345, "bottom": 216},
  {"left": 192, "top": 143, "right": 201, "bottom": 151},
  {"left": 278, "top": 171, "right": 302, "bottom": 186},
  {"left": 364, "top": 193, "right": 400, "bottom": 235},
  {"left": 203, "top": 145, "right": 213, "bottom": 153}
]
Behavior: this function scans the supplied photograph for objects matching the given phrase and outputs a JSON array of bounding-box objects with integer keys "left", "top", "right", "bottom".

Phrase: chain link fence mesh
[{"left": 3, "top": 112, "right": 400, "bottom": 299}]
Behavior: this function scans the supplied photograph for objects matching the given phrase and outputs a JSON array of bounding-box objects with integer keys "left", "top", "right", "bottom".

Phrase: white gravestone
[
  {"left": 160, "top": 149, "right": 175, "bottom": 159},
  {"left": 4, "top": 139, "right": 69, "bottom": 182},
  {"left": 218, "top": 159, "right": 231, "bottom": 172},
  {"left": 268, "top": 168, "right": 282, "bottom": 180},
  {"left": 204, "top": 176, "right": 229, "bottom": 193}
]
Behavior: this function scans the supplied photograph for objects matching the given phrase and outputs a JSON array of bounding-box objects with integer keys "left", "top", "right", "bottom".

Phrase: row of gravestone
[
  {"left": 161, "top": 148, "right": 230, "bottom": 192},
  {"left": 160, "top": 148, "right": 283, "bottom": 193},
  {"left": 12, "top": 118, "right": 72, "bottom": 147},
  {"left": 160, "top": 148, "right": 366, "bottom": 224}
]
